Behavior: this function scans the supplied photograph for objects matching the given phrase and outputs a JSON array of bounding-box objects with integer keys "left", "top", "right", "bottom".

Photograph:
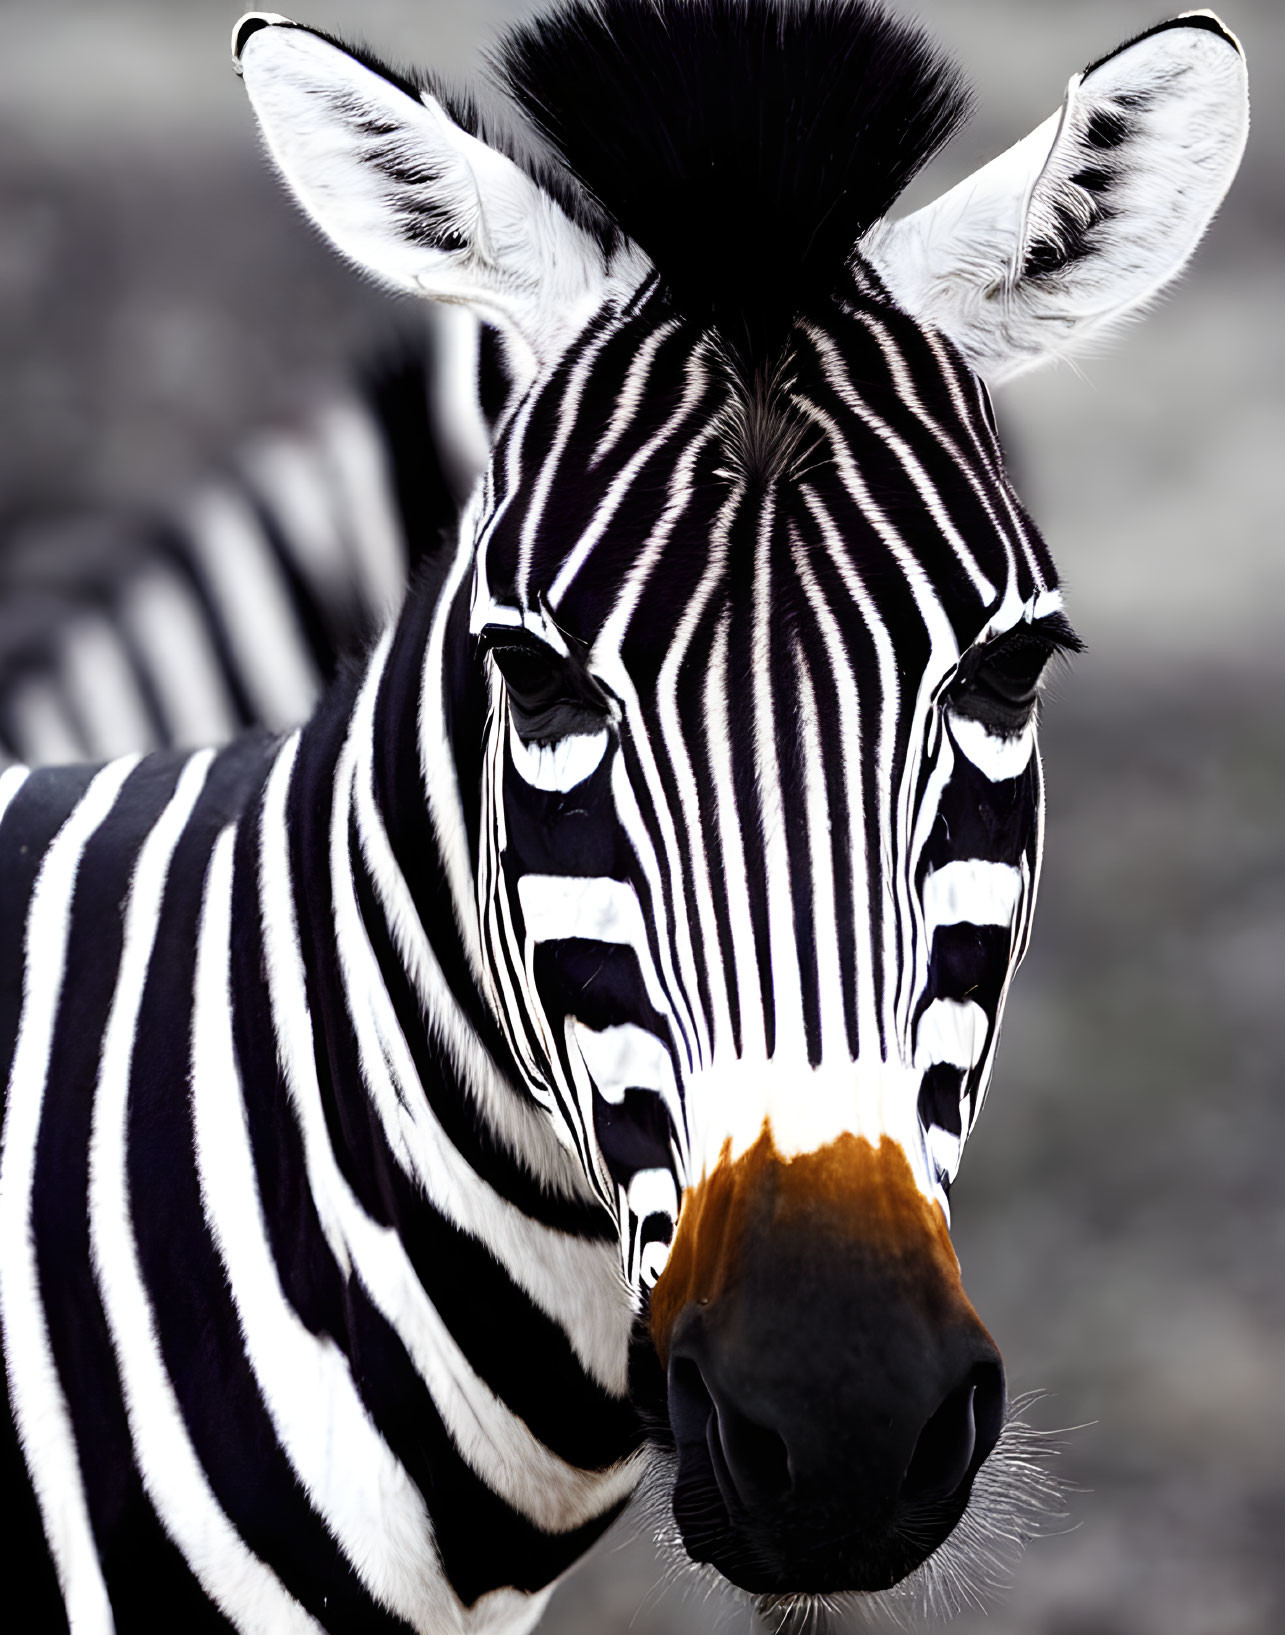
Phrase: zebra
[
  {"left": 0, "top": 309, "right": 509, "bottom": 764},
  {"left": 0, "top": 1, "right": 1247, "bottom": 1629}
]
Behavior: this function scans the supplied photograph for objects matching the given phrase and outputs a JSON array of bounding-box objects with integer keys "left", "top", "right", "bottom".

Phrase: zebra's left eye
[
  {"left": 485, "top": 635, "right": 611, "bottom": 746},
  {"left": 949, "top": 614, "right": 1082, "bottom": 735}
]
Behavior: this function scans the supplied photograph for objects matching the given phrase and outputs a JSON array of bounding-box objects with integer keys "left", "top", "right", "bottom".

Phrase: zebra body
[
  {"left": 0, "top": 1, "right": 1246, "bottom": 1628},
  {"left": 0, "top": 703, "right": 636, "bottom": 1632}
]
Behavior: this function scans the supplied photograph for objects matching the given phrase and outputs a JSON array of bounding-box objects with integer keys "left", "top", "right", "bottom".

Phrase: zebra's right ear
[
  {"left": 232, "top": 14, "right": 614, "bottom": 377},
  {"left": 864, "top": 13, "right": 1249, "bottom": 384}
]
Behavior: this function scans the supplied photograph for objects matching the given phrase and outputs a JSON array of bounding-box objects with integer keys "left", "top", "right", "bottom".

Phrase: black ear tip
[
  {"left": 1084, "top": 9, "right": 1245, "bottom": 79},
  {"left": 1176, "top": 10, "right": 1245, "bottom": 57},
  {"left": 231, "top": 12, "right": 293, "bottom": 73}
]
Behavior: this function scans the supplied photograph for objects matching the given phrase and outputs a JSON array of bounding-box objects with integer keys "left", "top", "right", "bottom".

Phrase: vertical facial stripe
[{"left": 801, "top": 323, "right": 997, "bottom": 603}]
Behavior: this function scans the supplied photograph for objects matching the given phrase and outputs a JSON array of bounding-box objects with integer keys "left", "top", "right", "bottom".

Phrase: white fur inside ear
[
  {"left": 236, "top": 23, "right": 634, "bottom": 366},
  {"left": 866, "top": 16, "right": 1249, "bottom": 382},
  {"left": 240, "top": 26, "right": 483, "bottom": 292}
]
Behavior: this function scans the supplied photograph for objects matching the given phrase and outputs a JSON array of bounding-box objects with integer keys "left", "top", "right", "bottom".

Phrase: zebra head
[{"left": 235, "top": 0, "right": 1247, "bottom": 1602}]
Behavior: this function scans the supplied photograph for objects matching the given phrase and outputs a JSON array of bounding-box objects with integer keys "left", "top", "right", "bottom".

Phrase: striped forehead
[{"left": 474, "top": 280, "right": 1056, "bottom": 644}]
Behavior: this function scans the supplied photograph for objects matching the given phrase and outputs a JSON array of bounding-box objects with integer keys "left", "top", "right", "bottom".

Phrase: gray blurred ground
[{"left": 0, "top": 2, "right": 1281, "bottom": 1631}]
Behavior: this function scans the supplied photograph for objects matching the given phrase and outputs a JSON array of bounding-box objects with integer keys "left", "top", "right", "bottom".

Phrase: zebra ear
[
  {"left": 864, "top": 14, "right": 1248, "bottom": 384},
  {"left": 232, "top": 14, "right": 612, "bottom": 376}
]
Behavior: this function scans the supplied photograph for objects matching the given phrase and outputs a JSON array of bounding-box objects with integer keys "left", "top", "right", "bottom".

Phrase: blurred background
[{"left": 0, "top": 1, "right": 1280, "bottom": 1630}]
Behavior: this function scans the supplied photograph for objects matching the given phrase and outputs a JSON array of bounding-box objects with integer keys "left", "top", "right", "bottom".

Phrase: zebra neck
[
  {"left": 201, "top": 699, "right": 641, "bottom": 1623},
  {"left": 245, "top": 569, "right": 636, "bottom": 1365},
  {"left": 254, "top": 623, "right": 614, "bottom": 1236}
]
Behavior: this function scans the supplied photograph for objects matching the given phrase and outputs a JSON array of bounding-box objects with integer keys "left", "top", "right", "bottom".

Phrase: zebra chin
[{"left": 633, "top": 1129, "right": 1005, "bottom": 1596}]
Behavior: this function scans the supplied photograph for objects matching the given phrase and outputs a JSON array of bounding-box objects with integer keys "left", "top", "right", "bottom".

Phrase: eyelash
[
  {"left": 485, "top": 637, "right": 612, "bottom": 746},
  {"left": 948, "top": 614, "right": 1082, "bottom": 734}
]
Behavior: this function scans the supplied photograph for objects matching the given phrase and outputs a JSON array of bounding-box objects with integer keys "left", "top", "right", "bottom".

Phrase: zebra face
[
  {"left": 463, "top": 285, "right": 1076, "bottom": 1590},
  {"left": 468, "top": 288, "right": 1070, "bottom": 1260},
  {"left": 236, "top": 0, "right": 1247, "bottom": 1602}
]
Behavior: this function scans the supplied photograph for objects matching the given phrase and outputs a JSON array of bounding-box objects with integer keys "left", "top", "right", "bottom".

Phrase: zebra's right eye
[
  {"left": 948, "top": 613, "right": 1082, "bottom": 737},
  {"left": 487, "top": 638, "right": 610, "bottom": 746}
]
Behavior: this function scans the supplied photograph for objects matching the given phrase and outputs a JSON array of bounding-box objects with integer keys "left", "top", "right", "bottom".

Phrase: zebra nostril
[
  {"left": 669, "top": 1353, "right": 792, "bottom": 1511},
  {"left": 714, "top": 1402, "right": 792, "bottom": 1507},
  {"left": 901, "top": 1361, "right": 1004, "bottom": 1507},
  {"left": 667, "top": 1356, "right": 715, "bottom": 1447}
]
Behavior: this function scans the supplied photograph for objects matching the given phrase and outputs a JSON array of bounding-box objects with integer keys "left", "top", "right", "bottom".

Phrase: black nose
[{"left": 668, "top": 1311, "right": 1004, "bottom": 1584}]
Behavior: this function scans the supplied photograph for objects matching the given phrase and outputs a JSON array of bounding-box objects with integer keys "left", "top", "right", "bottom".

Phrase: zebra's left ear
[
  {"left": 232, "top": 14, "right": 618, "bottom": 379},
  {"left": 864, "top": 14, "right": 1249, "bottom": 384}
]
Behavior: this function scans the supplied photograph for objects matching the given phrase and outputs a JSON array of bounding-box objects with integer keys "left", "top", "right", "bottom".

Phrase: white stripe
[
  {"left": 420, "top": 526, "right": 487, "bottom": 980},
  {"left": 121, "top": 565, "right": 240, "bottom": 748},
  {"left": 192, "top": 827, "right": 454, "bottom": 1632},
  {"left": 507, "top": 719, "right": 609, "bottom": 792},
  {"left": 519, "top": 873, "right": 645, "bottom": 949},
  {"left": 948, "top": 712, "right": 1036, "bottom": 781},
  {"left": 572, "top": 1021, "right": 678, "bottom": 1112},
  {"left": 0, "top": 755, "right": 139, "bottom": 1635},
  {"left": 926, "top": 1122, "right": 964, "bottom": 1183},
  {"left": 0, "top": 763, "right": 30, "bottom": 824},
  {"left": 791, "top": 635, "right": 847, "bottom": 1063},
  {"left": 517, "top": 868, "right": 692, "bottom": 1071},
  {"left": 473, "top": 363, "right": 542, "bottom": 610},
  {"left": 243, "top": 429, "right": 351, "bottom": 611},
  {"left": 922, "top": 859, "right": 1023, "bottom": 937},
  {"left": 626, "top": 1169, "right": 679, "bottom": 1227},
  {"left": 426, "top": 305, "right": 494, "bottom": 502},
  {"left": 751, "top": 494, "right": 806, "bottom": 1062},
  {"left": 914, "top": 998, "right": 989, "bottom": 1070},
  {"left": 184, "top": 487, "right": 320, "bottom": 730},
  {"left": 592, "top": 420, "right": 720, "bottom": 658},
  {"left": 477, "top": 688, "right": 564, "bottom": 1113},
  {"left": 6, "top": 678, "right": 86, "bottom": 765},
  {"left": 60, "top": 615, "right": 157, "bottom": 760},
  {"left": 702, "top": 610, "right": 765, "bottom": 1065},
  {"left": 317, "top": 397, "right": 408, "bottom": 622},
  {"left": 904, "top": 715, "right": 957, "bottom": 1044},
  {"left": 791, "top": 508, "right": 880, "bottom": 1054}
]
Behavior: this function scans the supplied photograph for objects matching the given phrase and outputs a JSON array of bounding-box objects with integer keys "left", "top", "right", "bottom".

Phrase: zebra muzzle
[{"left": 647, "top": 1129, "right": 1005, "bottom": 1594}]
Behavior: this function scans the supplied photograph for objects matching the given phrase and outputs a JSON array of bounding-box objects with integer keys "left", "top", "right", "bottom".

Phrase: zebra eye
[
  {"left": 950, "top": 614, "right": 1082, "bottom": 735},
  {"left": 486, "top": 636, "right": 610, "bottom": 746}
]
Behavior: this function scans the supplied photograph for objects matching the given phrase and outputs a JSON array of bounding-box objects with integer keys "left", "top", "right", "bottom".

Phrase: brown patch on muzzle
[{"left": 650, "top": 1124, "right": 980, "bottom": 1362}]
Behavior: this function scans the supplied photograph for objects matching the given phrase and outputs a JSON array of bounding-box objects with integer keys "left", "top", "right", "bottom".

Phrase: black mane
[{"left": 493, "top": 0, "right": 972, "bottom": 364}]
